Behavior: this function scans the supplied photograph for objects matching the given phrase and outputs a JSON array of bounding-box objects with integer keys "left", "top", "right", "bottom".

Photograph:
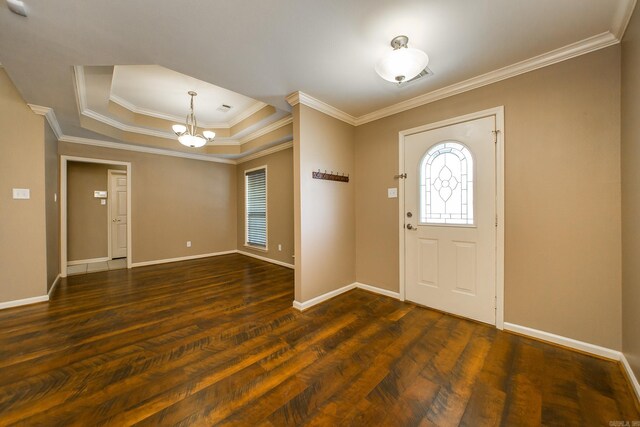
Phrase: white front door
[
  {"left": 404, "top": 116, "right": 496, "bottom": 324},
  {"left": 109, "top": 171, "right": 128, "bottom": 259}
]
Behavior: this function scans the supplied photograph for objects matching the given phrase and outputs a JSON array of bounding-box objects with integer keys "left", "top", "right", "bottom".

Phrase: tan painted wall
[
  {"left": 44, "top": 124, "right": 60, "bottom": 290},
  {"left": 622, "top": 5, "right": 640, "bottom": 380},
  {"left": 237, "top": 148, "right": 294, "bottom": 265},
  {"left": 296, "top": 104, "right": 356, "bottom": 302},
  {"left": 0, "top": 69, "right": 48, "bottom": 302},
  {"left": 59, "top": 143, "right": 237, "bottom": 264},
  {"left": 67, "top": 162, "right": 125, "bottom": 261},
  {"left": 355, "top": 46, "right": 622, "bottom": 350}
]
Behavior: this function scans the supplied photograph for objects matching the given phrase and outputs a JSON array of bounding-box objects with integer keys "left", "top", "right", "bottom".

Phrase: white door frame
[
  {"left": 398, "top": 106, "right": 505, "bottom": 329},
  {"left": 107, "top": 169, "right": 127, "bottom": 259},
  {"left": 60, "top": 155, "right": 132, "bottom": 277}
]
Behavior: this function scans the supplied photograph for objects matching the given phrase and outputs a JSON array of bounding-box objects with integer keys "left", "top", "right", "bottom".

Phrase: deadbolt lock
[{"left": 406, "top": 212, "right": 412, "bottom": 218}]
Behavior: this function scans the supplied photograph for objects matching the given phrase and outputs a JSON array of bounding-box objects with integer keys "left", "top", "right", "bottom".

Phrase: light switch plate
[
  {"left": 12, "top": 188, "right": 30, "bottom": 199},
  {"left": 100, "top": 199, "right": 106, "bottom": 205},
  {"left": 388, "top": 188, "right": 398, "bottom": 198}
]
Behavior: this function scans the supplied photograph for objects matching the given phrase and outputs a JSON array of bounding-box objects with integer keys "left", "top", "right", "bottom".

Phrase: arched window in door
[{"left": 420, "top": 141, "right": 474, "bottom": 225}]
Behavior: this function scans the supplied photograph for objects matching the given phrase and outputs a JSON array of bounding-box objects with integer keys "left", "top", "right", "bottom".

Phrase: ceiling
[
  {"left": 0, "top": 0, "right": 636, "bottom": 158},
  {"left": 110, "top": 65, "right": 264, "bottom": 127}
]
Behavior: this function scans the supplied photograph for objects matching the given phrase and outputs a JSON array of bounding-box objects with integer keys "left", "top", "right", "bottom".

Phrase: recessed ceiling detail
[
  {"left": 72, "top": 65, "right": 292, "bottom": 157},
  {"left": 109, "top": 65, "right": 263, "bottom": 128}
]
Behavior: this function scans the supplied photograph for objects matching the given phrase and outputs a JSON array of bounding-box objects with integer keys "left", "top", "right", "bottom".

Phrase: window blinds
[{"left": 246, "top": 168, "right": 267, "bottom": 248}]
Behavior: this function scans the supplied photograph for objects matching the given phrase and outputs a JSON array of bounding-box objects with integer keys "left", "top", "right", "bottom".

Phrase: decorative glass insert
[{"left": 420, "top": 141, "right": 474, "bottom": 225}]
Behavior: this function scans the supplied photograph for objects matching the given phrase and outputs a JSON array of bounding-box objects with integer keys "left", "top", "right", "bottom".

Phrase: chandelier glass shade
[
  {"left": 172, "top": 91, "right": 215, "bottom": 148},
  {"left": 375, "top": 35, "right": 429, "bottom": 84}
]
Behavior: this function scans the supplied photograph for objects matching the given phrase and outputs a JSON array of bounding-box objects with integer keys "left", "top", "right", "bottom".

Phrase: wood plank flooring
[{"left": 0, "top": 254, "right": 637, "bottom": 426}]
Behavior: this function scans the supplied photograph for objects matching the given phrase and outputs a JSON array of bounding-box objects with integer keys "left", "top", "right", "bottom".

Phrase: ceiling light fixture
[
  {"left": 375, "top": 35, "right": 429, "bottom": 84},
  {"left": 172, "top": 91, "right": 215, "bottom": 148}
]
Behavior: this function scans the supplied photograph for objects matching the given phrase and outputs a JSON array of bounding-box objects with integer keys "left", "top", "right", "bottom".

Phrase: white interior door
[
  {"left": 404, "top": 116, "right": 496, "bottom": 324},
  {"left": 109, "top": 171, "right": 128, "bottom": 259}
]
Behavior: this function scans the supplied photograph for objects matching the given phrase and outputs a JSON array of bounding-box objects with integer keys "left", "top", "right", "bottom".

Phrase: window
[
  {"left": 420, "top": 141, "right": 474, "bottom": 225},
  {"left": 245, "top": 167, "right": 267, "bottom": 248}
]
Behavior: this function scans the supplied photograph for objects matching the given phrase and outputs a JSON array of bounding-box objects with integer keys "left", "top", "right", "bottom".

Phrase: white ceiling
[
  {"left": 110, "top": 65, "right": 263, "bottom": 127},
  {"left": 0, "top": 0, "right": 635, "bottom": 142}
]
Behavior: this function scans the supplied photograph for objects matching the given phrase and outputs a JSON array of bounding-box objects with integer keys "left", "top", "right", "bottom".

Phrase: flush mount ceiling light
[
  {"left": 375, "top": 35, "right": 429, "bottom": 84},
  {"left": 172, "top": 91, "right": 215, "bottom": 148}
]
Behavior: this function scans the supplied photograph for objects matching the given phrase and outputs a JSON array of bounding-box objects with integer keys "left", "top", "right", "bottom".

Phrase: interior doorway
[
  {"left": 398, "top": 107, "right": 505, "bottom": 328},
  {"left": 61, "top": 156, "right": 132, "bottom": 277},
  {"left": 108, "top": 170, "right": 128, "bottom": 259}
]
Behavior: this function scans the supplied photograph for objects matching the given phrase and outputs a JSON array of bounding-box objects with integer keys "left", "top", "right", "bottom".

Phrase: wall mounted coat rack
[{"left": 312, "top": 169, "right": 349, "bottom": 183}]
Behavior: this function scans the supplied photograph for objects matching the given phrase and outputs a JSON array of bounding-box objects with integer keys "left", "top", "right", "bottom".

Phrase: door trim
[
  {"left": 60, "top": 156, "right": 132, "bottom": 277},
  {"left": 107, "top": 169, "right": 127, "bottom": 260},
  {"left": 398, "top": 106, "right": 505, "bottom": 329}
]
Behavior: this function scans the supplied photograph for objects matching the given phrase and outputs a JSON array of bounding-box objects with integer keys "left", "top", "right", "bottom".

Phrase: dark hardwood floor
[{"left": 0, "top": 254, "right": 637, "bottom": 426}]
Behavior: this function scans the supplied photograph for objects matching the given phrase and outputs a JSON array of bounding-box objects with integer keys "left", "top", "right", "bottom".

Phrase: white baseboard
[
  {"left": 67, "top": 257, "right": 110, "bottom": 266},
  {"left": 130, "top": 250, "right": 237, "bottom": 268},
  {"left": 292, "top": 282, "right": 402, "bottom": 311},
  {"left": 0, "top": 295, "right": 49, "bottom": 310},
  {"left": 293, "top": 282, "right": 357, "bottom": 311},
  {"left": 48, "top": 274, "right": 62, "bottom": 297},
  {"left": 355, "top": 282, "right": 401, "bottom": 300},
  {"left": 503, "top": 322, "right": 621, "bottom": 361},
  {"left": 237, "top": 250, "right": 295, "bottom": 269},
  {"left": 621, "top": 353, "right": 640, "bottom": 403}
]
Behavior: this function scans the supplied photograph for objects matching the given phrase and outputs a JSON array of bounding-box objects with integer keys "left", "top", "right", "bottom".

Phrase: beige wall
[
  {"left": 67, "top": 162, "right": 125, "bottom": 261},
  {"left": 237, "top": 148, "right": 294, "bottom": 265},
  {"left": 622, "top": 5, "right": 640, "bottom": 380},
  {"left": 59, "top": 143, "right": 237, "bottom": 264},
  {"left": 44, "top": 123, "right": 60, "bottom": 290},
  {"left": 355, "top": 46, "right": 622, "bottom": 350},
  {"left": 0, "top": 69, "right": 48, "bottom": 302},
  {"left": 296, "top": 104, "right": 356, "bottom": 302}
]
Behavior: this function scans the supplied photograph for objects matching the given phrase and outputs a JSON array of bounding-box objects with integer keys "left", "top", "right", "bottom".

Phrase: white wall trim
[
  {"left": 286, "top": 91, "right": 357, "bottom": 126},
  {"left": 355, "top": 32, "right": 619, "bottom": 125},
  {"left": 28, "top": 104, "right": 63, "bottom": 139},
  {"left": 0, "top": 295, "right": 49, "bottom": 310},
  {"left": 67, "top": 257, "right": 110, "bottom": 266},
  {"left": 109, "top": 93, "right": 268, "bottom": 129},
  {"left": 355, "top": 282, "right": 401, "bottom": 300},
  {"left": 292, "top": 282, "right": 357, "bottom": 311},
  {"left": 59, "top": 135, "right": 237, "bottom": 165},
  {"left": 237, "top": 250, "right": 294, "bottom": 269},
  {"left": 237, "top": 141, "right": 293, "bottom": 164},
  {"left": 398, "top": 106, "right": 505, "bottom": 329},
  {"left": 292, "top": 282, "right": 403, "bottom": 311},
  {"left": 612, "top": 0, "right": 638, "bottom": 40},
  {"left": 621, "top": 353, "right": 640, "bottom": 402},
  {"left": 504, "top": 322, "right": 622, "bottom": 361},
  {"left": 238, "top": 116, "right": 292, "bottom": 144},
  {"left": 48, "top": 274, "right": 62, "bottom": 297},
  {"left": 130, "top": 250, "right": 237, "bottom": 268}
]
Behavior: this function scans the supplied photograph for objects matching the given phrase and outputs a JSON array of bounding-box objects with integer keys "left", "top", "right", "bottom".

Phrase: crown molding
[
  {"left": 59, "top": 135, "right": 236, "bottom": 164},
  {"left": 236, "top": 140, "right": 293, "bottom": 164},
  {"left": 286, "top": 91, "right": 357, "bottom": 126},
  {"left": 228, "top": 101, "right": 270, "bottom": 127},
  {"left": 109, "top": 93, "right": 268, "bottom": 129},
  {"left": 28, "top": 104, "right": 63, "bottom": 139},
  {"left": 238, "top": 115, "right": 292, "bottom": 144},
  {"left": 355, "top": 31, "right": 619, "bottom": 125},
  {"left": 612, "top": 0, "right": 637, "bottom": 39},
  {"left": 28, "top": 100, "right": 291, "bottom": 165}
]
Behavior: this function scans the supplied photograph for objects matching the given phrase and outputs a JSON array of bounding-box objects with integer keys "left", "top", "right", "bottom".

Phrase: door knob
[
  {"left": 112, "top": 219, "right": 117, "bottom": 222},
  {"left": 406, "top": 224, "right": 415, "bottom": 230}
]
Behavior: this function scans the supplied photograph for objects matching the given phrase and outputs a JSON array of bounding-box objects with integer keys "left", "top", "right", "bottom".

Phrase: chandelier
[
  {"left": 375, "top": 35, "right": 429, "bottom": 84},
  {"left": 172, "top": 91, "right": 216, "bottom": 148}
]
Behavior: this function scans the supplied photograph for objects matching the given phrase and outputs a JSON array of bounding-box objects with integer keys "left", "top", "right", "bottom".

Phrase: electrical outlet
[
  {"left": 186, "top": 241, "right": 192, "bottom": 248},
  {"left": 278, "top": 244, "right": 282, "bottom": 251}
]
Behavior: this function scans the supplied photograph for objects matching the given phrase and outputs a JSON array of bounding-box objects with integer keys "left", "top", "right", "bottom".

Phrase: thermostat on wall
[{"left": 94, "top": 191, "right": 107, "bottom": 198}]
